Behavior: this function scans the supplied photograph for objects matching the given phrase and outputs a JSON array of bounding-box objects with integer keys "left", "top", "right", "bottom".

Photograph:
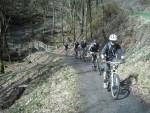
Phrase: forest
[{"left": 0, "top": 0, "right": 150, "bottom": 113}]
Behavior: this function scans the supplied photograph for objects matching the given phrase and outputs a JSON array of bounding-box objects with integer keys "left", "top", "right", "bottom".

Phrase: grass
[
  {"left": 119, "top": 45, "right": 150, "bottom": 103},
  {"left": 118, "top": 12, "right": 150, "bottom": 103},
  {"left": 130, "top": 12, "right": 150, "bottom": 18},
  {"left": 7, "top": 66, "right": 80, "bottom": 113},
  {"left": 3, "top": 52, "right": 80, "bottom": 113}
]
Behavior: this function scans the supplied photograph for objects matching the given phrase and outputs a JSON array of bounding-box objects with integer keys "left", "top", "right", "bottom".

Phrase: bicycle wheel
[
  {"left": 83, "top": 50, "right": 86, "bottom": 62},
  {"left": 106, "top": 73, "right": 111, "bottom": 92},
  {"left": 97, "top": 59, "right": 102, "bottom": 74},
  {"left": 65, "top": 50, "right": 68, "bottom": 56},
  {"left": 75, "top": 49, "right": 78, "bottom": 58},
  {"left": 92, "top": 56, "right": 97, "bottom": 71},
  {"left": 111, "top": 73, "right": 120, "bottom": 100},
  {"left": 100, "top": 65, "right": 105, "bottom": 76}
]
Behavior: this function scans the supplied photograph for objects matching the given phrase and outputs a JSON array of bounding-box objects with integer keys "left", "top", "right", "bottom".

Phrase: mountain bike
[
  {"left": 74, "top": 48, "right": 79, "bottom": 58},
  {"left": 65, "top": 48, "right": 68, "bottom": 56},
  {"left": 97, "top": 59, "right": 104, "bottom": 76},
  {"left": 105, "top": 61, "right": 121, "bottom": 99},
  {"left": 91, "top": 52, "right": 99, "bottom": 71},
  {"left": 81, "top": 48, "right": 87, "bottom": 62}
]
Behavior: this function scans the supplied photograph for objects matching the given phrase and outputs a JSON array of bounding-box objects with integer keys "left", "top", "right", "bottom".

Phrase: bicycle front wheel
[
  {"left": 111, "top": 73, "right": 120, "bottom": 100},
  {"left": 92, "top": 58, "right": 97, "bottom": 71}
]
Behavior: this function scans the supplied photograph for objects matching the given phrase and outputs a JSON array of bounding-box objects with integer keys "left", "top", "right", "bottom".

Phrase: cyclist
[
  {"left": 64, "top": 42, "right": 69, "bottom": 56},
  {"left": 81, "top": 40, "right": 87, "bottom": 59},
  {"left": 74, "top": 40, "right": 80, "bottom": 57},
  {"left": 89, "top": 40, "right": 100, "bottom": 68},
  {"left": 101, "top": 34, "right": 125, "bottom": 88}
]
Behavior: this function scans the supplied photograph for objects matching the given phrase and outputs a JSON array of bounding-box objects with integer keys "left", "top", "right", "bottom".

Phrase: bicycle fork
[{"left": 111, "top": 72, "right": 120, "bottom": 88}]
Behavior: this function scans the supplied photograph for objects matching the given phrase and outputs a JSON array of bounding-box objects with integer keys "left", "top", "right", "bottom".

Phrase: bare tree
[
  {"left": 87, "top": 0, "right": 93, "bottom": 39},
  {"left": 96, "top": 0, "right": 99, "bottom": 10},
  {"left": 0, "top": 10, "right": 10, "bottom": 73},
  {"left": 61, "top": 0, "right": 64, "bottom": 44},
  {"left": 52, "top": 0, "right": 56, "bottom": 37},
  {"left": 73, "top": 0, "right": 76, "bottom": 42},
  {"left": 101, "top": 0, "right": 107, "bottom": 41},
  {"left": 81, "top": 0, "right": 85, "bottom": 35}
]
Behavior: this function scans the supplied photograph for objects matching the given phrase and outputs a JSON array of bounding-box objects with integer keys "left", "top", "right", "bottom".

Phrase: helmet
[
  {"left": 109, "top": 34, "right": 118, "bottom": 41},
  {"left": 93, "top": 39, "right": 96, "bottom": 43},
  {"left": 93, "top": 42, "right": 96, "bottom": 45}
]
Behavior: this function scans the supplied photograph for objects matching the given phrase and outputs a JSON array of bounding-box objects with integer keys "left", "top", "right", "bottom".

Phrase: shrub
[
  {"left": 140, "top": 0, "right": 150, "bottom": 4},
  {"left": 102, "top": 2, "right": 127, "bottom": 37}
]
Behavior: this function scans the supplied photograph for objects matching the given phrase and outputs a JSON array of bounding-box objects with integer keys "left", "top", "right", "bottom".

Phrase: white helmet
[
  {"left": 109, "top": 34, "right": 118, "bottom": 41},
  {"left": 93, "top": 42, "right": 96, "bottom": 45}
]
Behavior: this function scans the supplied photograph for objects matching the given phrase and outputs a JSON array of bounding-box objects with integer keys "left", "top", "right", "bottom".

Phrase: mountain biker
[
  {"left": 89, "top": 40, "right": 100, "bottom": 52},
  {"left": 74, "top": 40, "right": 80, "bottom": 57},
  {"left": 89, "top": 40, "right": 100, "bottom": 62},
  {"left": 81, "top": 40, "right": 87, "bottom": 49},
  {"left": 81, "top": 40, "right": 87, "bottom": 59},
  {"left": 101, "top": 34, "right": 125, "bottom": 88},
  {"left": 64, "top": 42, "right": 69, "bottom": 56}
]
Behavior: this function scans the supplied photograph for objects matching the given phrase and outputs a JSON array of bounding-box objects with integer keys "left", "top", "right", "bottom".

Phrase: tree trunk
[
  {"left": 73, "top": 0, "right": 76, "bottom": 42},
  {"left": 1, "top": 60, "right": 4, "bottom": 73},
  {"left": 31, "top": 20, "right": 34, "bottom": 39},
  {"left": 43, "top": 8, "right": 47, "bottom": 42},
  {"left": 43, "top": 16, "right": 45, "bottom": 42},
  {"left": 0, "top": 11, "right": 5, "bottom": 73},
  {"left": 96, "top": 0, "right": 99, "bottom": 10},
  {"left": 0, "top": 35, "right": 5, "bottom": 74},
  {"left": 85, "top": 0, "right": 88, "bottom": 40},
  {"left": 87, "top": 0, "right": 92, "bottom": 39},
  {"left": 101, "top": 0, "right": 107, "bottom": 41},
  {"left": 81, "top": 0, "right": 85, "bottom": 36},
  {"left": 52, "top": 0, "right": 55, "bottom": 37},
  {"left": 61, "top": 7, "right": 64, "bottom": 44}
]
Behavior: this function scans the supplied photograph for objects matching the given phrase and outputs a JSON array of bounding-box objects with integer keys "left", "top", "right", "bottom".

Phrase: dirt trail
[{"left": 66, "top": 56, "right": 150, "bottom": 113}]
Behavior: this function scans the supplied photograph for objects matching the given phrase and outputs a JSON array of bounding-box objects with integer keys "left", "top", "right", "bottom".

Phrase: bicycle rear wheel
[
  {"left": 75, "top": 49, "right": 78, "bottom": 58},
  {"left": 83, "top": 50, "right": 86, "bottom": 62},
  {"left": 111, "top": 73, "right": 120, "bottom": 100},
  {"left": 97, "top": 59, "right": 102, "bottom": 75},
  {"left": 92, "top": 57, "right": 97, "bottom": 71},
  {"left": 65, "top": 50, "right": 68, "bottom": 56}
]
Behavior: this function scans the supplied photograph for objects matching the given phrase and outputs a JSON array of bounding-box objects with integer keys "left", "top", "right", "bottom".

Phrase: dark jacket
[
  {"left": 74, "top": 42, "right": 79, "bottom": 49},
  {"left": 81, "top": 41, "right": 87, "bottom": 49},
  {"left": 64, "top": 43, "right": 69, "bottom": 50},
  {"left": 90, "top": 43, "right": 99, "bottom": 52},
  {"left": 101, "top": 42, "right": 123, "bottom": 61}
]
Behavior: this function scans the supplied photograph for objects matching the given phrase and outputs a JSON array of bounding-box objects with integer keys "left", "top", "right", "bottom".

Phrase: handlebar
[
  {"left": 90, "top": 52, "right": 99, "bottom": 54},
  {"left": 106, "top": 61, "right": 121, "bottom": 65}
]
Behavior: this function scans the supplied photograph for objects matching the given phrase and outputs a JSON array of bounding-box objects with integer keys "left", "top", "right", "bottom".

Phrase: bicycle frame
[
  {"left": 106, "top": 61, "right": 121, "bottom": 99},
  {"left": 107, "top": 61, "right": 120, "bottom": 73},
  {"left": 91, "top": 52, "right": 100, "bottom": 71},
  {"left": 65, "top": 49, "right": 68, "bottom": 56},
  {"left": 74, "top": 48, "right": 79, "bottom": 58}
]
